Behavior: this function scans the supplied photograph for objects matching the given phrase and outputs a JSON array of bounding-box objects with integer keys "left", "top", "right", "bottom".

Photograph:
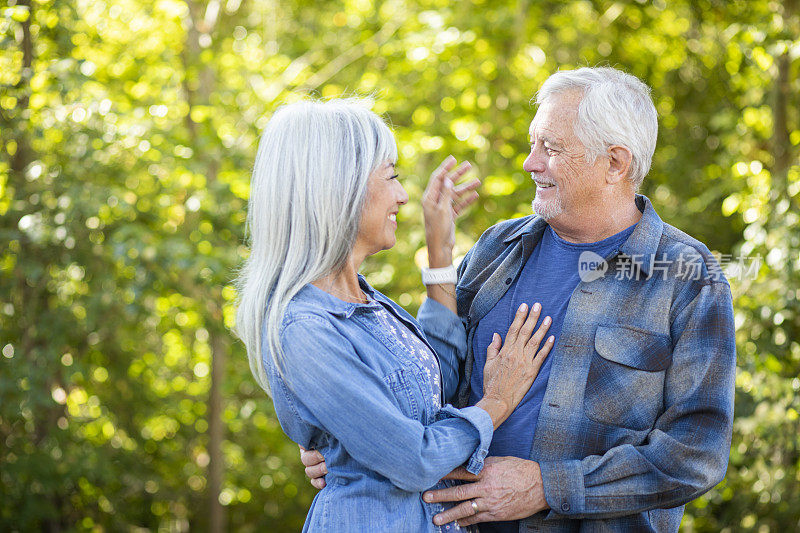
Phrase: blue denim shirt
[
  {"left": 263, "top": 280, "right": 493, "bottom": 532},
  {"left": 418, "top": 196, "right": 736, "bottom": 532}
]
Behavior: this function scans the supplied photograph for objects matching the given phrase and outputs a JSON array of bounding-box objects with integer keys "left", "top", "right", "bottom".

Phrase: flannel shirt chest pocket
[{"left": 584, "top": 325, "right": 672, "bottom": 431}]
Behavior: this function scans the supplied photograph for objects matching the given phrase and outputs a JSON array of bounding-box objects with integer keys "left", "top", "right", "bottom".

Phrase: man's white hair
[
  {"left": 234, "top": 98, "right": 397, "bottom": 395},
  {"left": 536, "top": 67, "right": 658, "bottom": 188}
]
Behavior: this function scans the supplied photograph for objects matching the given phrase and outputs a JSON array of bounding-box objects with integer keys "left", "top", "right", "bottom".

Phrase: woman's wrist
[
  {"left": 426, "top": 246, "right": 454, "bottom": 269},
  {"left": 475, "top": 396, "right": 510, "bottom": 430}
]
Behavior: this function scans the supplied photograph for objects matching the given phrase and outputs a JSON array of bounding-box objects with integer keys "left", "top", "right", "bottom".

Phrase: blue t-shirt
[{"left": 469, "top": 223, "right": 636, "bottom": 533}]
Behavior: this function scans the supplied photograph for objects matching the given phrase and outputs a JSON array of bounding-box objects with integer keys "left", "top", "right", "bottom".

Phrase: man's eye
[{"left": 389, "top": 173, "right": 399, "bottom": 180}]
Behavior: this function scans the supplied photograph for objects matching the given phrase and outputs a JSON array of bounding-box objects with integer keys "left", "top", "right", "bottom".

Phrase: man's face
[{"left": 523, "top": 91, "right": 606, "bottom": 222}]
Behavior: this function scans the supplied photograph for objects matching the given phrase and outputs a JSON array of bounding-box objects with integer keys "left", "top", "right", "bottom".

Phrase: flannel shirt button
[{"left": 561, "top": 502, "right": 570, "bottom": 512}]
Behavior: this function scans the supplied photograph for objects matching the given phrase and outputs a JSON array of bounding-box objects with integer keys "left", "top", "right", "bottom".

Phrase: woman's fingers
[
  {"left": 525, "top": 315, "right": 552, "bottom": 353},
  {"left": 517, "top": 303, "right": 542, "bottom": 342},
  {"left": 453, "top": 191, "right": 480, "bottom": 216},
  {"left": 453, "top": 177, "right": 481, "bottom": 196},
  {"left": 505, "top": 303, "right": 529, "bottom": 343},
  {"left": 426, "top": 155, "right": 457, "bottom": 204},
  {"left": 485, "top": 332, "right": 501, "bottom": 361},
  {"left": 438, "top": 161, "right": 472, "bottom": 208},
  {"left": 530, "top": 336, "right": 556, "bottom": 372}
]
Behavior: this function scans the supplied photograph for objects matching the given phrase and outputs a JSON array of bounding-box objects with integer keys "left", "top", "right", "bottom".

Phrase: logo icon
[{"left": 578, "top": 251, "right": 607, "bottom": 282}]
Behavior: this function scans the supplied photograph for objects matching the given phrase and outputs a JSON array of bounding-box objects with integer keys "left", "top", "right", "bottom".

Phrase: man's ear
[{"left": 606, "top": 145, "right": 632, "bottom": 185}]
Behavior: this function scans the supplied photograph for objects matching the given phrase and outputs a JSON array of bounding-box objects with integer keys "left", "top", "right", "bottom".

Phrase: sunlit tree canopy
[{"left": 1, "top": 0, "right": 798, "bottom": 530}]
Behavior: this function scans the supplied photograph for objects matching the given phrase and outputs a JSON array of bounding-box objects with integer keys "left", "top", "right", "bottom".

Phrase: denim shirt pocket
[
  {"left": 382, "top": 367, "right": 422, "bottom": 420},
  {"left": 584, "top": 324, "right": 672, "bottom": 431}
]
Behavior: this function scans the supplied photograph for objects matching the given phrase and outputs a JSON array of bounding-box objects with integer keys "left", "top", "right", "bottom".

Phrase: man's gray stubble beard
[{"left": 532, "top": 191, "right": 563, "bottom": 220}]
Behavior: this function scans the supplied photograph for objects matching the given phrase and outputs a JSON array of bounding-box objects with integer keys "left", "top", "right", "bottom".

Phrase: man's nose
[{"left": 523, "top": 150, "right": 545, "bottom": 173}]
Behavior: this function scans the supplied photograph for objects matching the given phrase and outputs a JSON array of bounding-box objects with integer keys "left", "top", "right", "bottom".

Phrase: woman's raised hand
[
  {"left": 421, "top": 155, "right": 481, "bottom": 267},
  {"left": 477, "top": 303, "right": 554, "bottom": 429}
]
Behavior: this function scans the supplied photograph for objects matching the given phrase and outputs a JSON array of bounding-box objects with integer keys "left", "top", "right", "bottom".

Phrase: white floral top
[{"left": 373, "top": 303, "right": 442, "bottom": 408}]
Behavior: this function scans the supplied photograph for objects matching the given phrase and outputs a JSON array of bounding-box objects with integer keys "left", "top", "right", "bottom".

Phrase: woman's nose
[{"left": 397, "top": 183, "right": 409, "bottom": 205}]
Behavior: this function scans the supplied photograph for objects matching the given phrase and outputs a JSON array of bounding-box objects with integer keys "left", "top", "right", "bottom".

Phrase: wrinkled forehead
[{"left": 529, "top": 93, "right": 581, "bottom": 139}]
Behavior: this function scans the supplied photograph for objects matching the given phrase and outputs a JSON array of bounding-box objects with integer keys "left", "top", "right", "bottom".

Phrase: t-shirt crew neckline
[{"left": 546, "top": 222, "right": 639, "bottom": 250}]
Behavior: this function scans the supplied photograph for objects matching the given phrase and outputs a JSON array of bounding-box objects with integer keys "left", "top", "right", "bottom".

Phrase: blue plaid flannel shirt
[{"left": 418, "top": 195, "right": 736, "bottom": 531}]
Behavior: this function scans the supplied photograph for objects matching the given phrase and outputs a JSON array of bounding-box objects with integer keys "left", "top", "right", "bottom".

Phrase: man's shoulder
[{"left": 656, "top": 222, "right": 729, "bottom": 287}]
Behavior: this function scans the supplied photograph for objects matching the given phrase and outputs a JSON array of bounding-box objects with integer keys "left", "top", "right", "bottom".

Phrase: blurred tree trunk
[
  {"left": 10, "top": 0, "right": 32, "bottom": 180},
  {"left": 183, "top": 1, "right": 226, "bottom": 530},
  {"left": 771, "top": 51, "right": 791, "bottom": 197},
  {"left": 11, "top": 2, "right": 62, "bottom": 532}
]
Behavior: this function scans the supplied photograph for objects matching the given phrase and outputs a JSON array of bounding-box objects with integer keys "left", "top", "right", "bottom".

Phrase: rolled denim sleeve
[
  {"left": 418, "top": 298, "right": 467, "bottom": 403},
  {"left": 278, "top": 316, "right": 492, "bottom": 493},
  {"left": 540, "top": 281, "right": 736, "bottom": 518}
]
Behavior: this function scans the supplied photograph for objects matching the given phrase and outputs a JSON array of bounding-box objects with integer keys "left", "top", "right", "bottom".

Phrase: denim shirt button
[
  {"left": 505, "top": 277, "right": 512, "bottom": 285},
  {"left": 337, "top": 478, "right": 349, "bottom": 486},
  {"left": 560, "top": 502, "right": 570, "bottom": 512}
]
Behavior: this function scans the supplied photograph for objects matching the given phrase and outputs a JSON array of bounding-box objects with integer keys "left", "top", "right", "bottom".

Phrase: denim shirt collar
[
  {"left": 293, "top": 274, "right": 386, "bottom": 318},
  {"left": 501, "top": 194, "right": 663, "bottom": 276}
]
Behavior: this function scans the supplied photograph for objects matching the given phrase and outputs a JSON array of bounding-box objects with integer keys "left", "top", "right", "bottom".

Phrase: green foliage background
[{"left": 1, "top": 0, "right": 798, "bottom": 531}]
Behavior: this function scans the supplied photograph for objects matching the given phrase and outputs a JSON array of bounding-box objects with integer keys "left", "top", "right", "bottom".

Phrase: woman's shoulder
[{"left": 281, "top": 295, "right": 336, "bottom": 329}]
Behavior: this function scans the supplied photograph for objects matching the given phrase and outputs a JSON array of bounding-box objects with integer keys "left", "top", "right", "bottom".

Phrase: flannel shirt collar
[
  {"left": 617, "top": 195, "right": 663, "bottom": 277},
  {"left": 501, "top": 195, "right": 663, "bottom": 276}
]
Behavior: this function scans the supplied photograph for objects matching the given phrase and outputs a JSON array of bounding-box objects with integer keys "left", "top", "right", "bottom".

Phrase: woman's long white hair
[{"left": 235, "top": 98, "right": 397, "bottom": 395}]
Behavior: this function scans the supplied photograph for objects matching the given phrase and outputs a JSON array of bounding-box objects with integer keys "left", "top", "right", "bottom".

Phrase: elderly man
[{"left": 303, "top": 67, "right": 736, "bottom": 531}]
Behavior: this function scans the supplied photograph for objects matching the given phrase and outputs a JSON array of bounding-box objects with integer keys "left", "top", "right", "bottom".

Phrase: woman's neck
[{"left": 312, "top": 253, "right": 367, "bottom": 303}]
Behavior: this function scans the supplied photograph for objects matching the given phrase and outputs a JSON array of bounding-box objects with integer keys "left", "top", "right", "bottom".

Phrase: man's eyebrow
[{"left": 529, "top": 131, "right": 561, "bottom": 148}]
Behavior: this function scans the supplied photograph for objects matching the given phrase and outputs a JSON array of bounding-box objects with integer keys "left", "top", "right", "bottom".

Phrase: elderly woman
[{"left": 235, "top": 99, "right": 553, "bottom": 532}]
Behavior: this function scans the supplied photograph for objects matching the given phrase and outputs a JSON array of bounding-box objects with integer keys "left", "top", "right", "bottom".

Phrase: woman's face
[{"left": 353, "top": 160, "right": 408, "bottom": 256}]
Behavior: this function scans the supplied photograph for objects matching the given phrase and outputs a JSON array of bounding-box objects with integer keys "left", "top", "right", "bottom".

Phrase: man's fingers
[
  {"left": 423, "top": 480, "right": 480, "bottom": 504},
  {"left": 310, "top": 478, "right": 326, "bottom": 490},
  {"left": 458, "top": 512, "right": 492, "bottom": 527},
  {"left": 432, "top": 499, "right": 481, "bottom": 526},
  {"left": 441, "top": 466, "right": 482, "bottom": 481},
  {"left": 299, "top": 447, "right": 325, "bottom": 467},
  {"left": 304, "top": 461, "right": 327, "bottom": 480}
]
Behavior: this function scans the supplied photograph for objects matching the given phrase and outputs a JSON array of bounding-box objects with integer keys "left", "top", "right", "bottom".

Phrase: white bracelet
[{"left": 421, "top": 265, "right": 458, "bottom": 285}]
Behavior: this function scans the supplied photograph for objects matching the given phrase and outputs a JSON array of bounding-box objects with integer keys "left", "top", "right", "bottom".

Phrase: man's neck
[{"left": 549, "top": 197, "right": 642, "bottom": 244}]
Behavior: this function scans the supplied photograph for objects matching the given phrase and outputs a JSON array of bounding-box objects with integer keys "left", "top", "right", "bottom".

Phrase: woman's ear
[{"left": 606, "top": 145, "right": 632, "bottom": 185}]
